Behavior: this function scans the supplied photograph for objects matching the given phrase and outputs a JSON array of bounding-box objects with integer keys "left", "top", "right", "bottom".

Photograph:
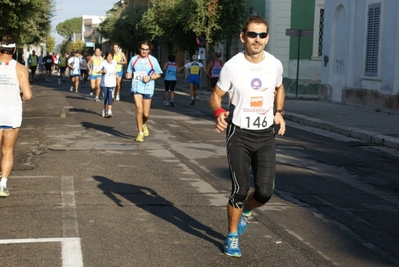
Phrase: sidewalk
[{"left": 159, "top": 75, "right": 399, "bottom": 150}]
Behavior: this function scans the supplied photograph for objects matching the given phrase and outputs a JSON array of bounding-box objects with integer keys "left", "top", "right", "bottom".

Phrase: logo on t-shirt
[
  {"left": 250, "top": 96, "right": 263, "bottom": 107},
  {"left": 251, "top": 78, "right": 262, "bottom": 90}
]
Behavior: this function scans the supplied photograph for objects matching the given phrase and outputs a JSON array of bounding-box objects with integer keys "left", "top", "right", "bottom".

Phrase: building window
[
  {"left": 365, "top": 4, "right": 380, "bottom": 77},
  {"left": 312, "top": 1, "right": 325, "bottom": 60},
  {"left": 318, "top": 9, "right": 324, "bottom": 57}
]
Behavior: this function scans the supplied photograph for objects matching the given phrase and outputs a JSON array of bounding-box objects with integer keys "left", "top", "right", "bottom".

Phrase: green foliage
[
  {"left": 212, "top": 0, "right": 246, "bottom": 42},
  {"left": 56, "top": 17, "right": 83, "bottom": 39},
  {"left": 187, "top": 0, "right": 221, "bottom": 43},
  {"left": 100, "top": 4, "right": 149, "bottom": 53},
  {"left": 141, "top": 0, "right": 245, "bottom": 53},
  {"left": 0, "top": 0, "right": 55, "bottom": 45},
  {"left": 59, "top": 39, "right": 85, "bottom": 54},
  {"left": 46, "top": 35, "right": 55, "bottom": 52},
  {"left": 100, "top": 0, "right": 246, "bottom": 58},
  {"left": 141, "top": 0, "right": 197, "bottom": 54}
]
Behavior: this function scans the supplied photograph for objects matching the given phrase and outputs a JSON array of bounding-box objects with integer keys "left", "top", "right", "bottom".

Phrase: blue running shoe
[
  {"left": 224, "top": 235, "right": 241, "bottom": 257},
  {"left": 237, "top": 212, "right": 251, "bottom": 235}
]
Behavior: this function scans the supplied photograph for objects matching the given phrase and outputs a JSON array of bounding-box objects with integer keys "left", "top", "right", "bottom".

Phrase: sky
[{"left": 52, "top": 0, "right": 115, "bottom": 45}]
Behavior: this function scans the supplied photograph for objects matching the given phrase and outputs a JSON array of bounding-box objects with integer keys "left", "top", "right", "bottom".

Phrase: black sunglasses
[{"left": 246, "top": 32, "right": 268, "bottom": 39}]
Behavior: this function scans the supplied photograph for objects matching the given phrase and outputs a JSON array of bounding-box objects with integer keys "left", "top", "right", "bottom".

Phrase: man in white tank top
[{"left": 0, "top": 34, "right": 32, "bottom": 197}]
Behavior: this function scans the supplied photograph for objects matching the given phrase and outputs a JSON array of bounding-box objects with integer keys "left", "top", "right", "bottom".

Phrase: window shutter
[{"left": 365, "top": 4, "right": 380, "bottom": 76}]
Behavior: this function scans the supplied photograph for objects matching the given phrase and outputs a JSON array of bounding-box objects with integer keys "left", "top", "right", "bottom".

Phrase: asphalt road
[{"left": 0, "top": 76, "right": 398, "bottom": 267}]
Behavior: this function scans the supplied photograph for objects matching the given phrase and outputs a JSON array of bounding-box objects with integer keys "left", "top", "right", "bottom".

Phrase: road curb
[{"left": 286, "top": 113, "right": 399, "bottom": 150}]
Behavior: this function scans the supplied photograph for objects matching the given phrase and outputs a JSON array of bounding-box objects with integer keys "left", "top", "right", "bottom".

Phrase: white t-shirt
[
  {"left": 100, "top": 60, "right": 118, "bottom": 87},
  {"left": 217, "top": 51, "right": 283, "bottom": 130},
  {"left": 68, "top": 56, "right": 81, "bottom": 75}
]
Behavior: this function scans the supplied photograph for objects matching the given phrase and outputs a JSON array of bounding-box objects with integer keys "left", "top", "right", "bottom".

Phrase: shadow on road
[
  {"left": 93, "top": 175, "right": 225, "bottom": 251},
  {"left": 81, "top": 121, "right": 134, "bottom": 139}
]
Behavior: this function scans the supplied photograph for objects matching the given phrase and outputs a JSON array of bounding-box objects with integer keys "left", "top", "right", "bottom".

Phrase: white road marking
[{"left": 0, "top": 176, "right": 84, "bottom": 267}]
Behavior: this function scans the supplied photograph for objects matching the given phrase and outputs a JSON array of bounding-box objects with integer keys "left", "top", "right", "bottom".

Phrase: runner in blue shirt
[{"left": 126, "top": 40, "right": 162, "bottom": 142}]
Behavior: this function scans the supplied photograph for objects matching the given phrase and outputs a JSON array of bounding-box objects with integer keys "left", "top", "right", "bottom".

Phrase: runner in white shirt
[
  {"left": 0, "top": 34, "right": 32, "bottom": 197},
  {"left": 209, "top": 15, "right": 286, "bottom": 258},
  {"left": 97, "top": 51, "right": 117, "bottom": 118},
  {"left": 67, "top": 51, "right": 81, "bottom": 92}
]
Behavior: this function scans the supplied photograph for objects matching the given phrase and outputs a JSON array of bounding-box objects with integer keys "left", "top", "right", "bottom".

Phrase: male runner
[
  {"left": 209, "top": 15, "right": 286, "bottom": 258},
  {"left": 125, "top": 41, "right": 162, "bottom": 142}
]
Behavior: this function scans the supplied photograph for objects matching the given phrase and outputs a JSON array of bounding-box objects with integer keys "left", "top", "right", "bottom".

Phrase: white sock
[{"left": 0, "top": 178, "right": 8, "bottom": 187}]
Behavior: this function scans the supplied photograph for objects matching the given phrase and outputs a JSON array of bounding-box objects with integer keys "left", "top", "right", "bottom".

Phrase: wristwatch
[{"left": 276, "top": 109, "right": 285, "bottom": 116}]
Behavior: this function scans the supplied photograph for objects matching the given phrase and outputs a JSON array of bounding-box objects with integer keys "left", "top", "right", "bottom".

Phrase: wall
[
  {"left": 321, "top": 0, "right": 399, "bottom": 111},
  {"left": 265, "top": 0, "right": 291, "bottom": 78}
]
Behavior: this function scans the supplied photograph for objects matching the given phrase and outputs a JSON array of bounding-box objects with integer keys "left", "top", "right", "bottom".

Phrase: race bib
[
  {"left": 241, "top": 112, "right": 268, "bottom": 129},
  {"left": 240, "top": 96, "right": 269, "bottom": 130},
  {"left": 134, "top": 71, "right": 146, "bottom": 82},
  {"left": 106, "top": 71, "right": 115, "bottom": 78},
  {"left": 190, "top": 65, "right": 200, "bottom": 75}
]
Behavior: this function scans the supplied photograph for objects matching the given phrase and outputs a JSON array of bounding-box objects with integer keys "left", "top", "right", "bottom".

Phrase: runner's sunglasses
[{"left": 246, "top": 32, "right": 268, "bottom": 39}]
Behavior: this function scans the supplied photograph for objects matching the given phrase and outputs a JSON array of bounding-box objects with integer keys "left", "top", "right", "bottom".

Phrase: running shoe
[
  {"left": 136, "top": 132, "right": 144, "bottom": 142},
  {"left": 224, "top": 235, "right": 241, "bottom": 257},
  {"left": 142, "top": 125, "right": 149, "bottom": 137},
  {"left": 163, "top": 100, "right": 169, "bottom": 106},
  {"left": 107, "top": 110, "right": 113, "bottom": 117},
  {"left": 95, "top": 97, "right": 100, "bottom": 102},
  {"left": 238, "top": 212, "right": 251, "bottom": 235},
  {"left": 115, "top": 94, "right": 120, "bottom": 101},
  {"left": 0, "top": 186, "right": 9, "bottom": 197},
  {"left": 75, "top": 89, "right": 78, "bottom": 93},
  {"left": 70, "top": 86, "right": 73, "bottom": 92},
  {"left": 190, "top": 99, "right": 195, "bottom": 105},
  {"left": 90, "top": 91, "right": 93, "bottom": 96},
  {"left": 102, "top": 109, "right": 106, "bottom": 118},
  {"left": 170, "top": 101, "right": 174, "bottom": 107}
]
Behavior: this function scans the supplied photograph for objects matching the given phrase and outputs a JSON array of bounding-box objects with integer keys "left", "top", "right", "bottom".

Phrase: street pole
[
  {"left": 285, "top": 28, "right": 313, "bottom": 99},
  {"left": 296, "top": 30, "right": 302, "bottom": 98}
]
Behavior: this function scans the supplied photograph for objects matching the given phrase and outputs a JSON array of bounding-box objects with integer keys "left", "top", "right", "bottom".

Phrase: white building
[
  {"left": 321, "top": 0, "right": 399, "bottom": 111},
  {"left": 82, "top": 15, "right": 106, "bottom": 45}
]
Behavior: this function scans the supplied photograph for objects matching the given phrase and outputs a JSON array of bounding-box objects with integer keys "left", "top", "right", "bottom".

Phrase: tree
[
  {"left": 56, "top": 17, "right": 83, "bottom": 40},
  {"left": 0, "top": 0, "right": 55, "bottom": 45},
  {"left": 210, "top": 0, "right": 246, "bottom": 43},
  {"left": 100, "top": 4, "right": 149, "bottom": 53},
  {"left": 210, "top": 0, "right": 247, "bottom": 59},
  {"left": 46, "top": 35, "right": 55, "bottom": 53},
  {"left": 59, "top": 39, "right": 85, "bottom": 55},
  {"left": 141, "top": 0, "right": 197, "bottom": 54},
  {"left": 141, "top": 0, "right": 246, "bottom": 55}
]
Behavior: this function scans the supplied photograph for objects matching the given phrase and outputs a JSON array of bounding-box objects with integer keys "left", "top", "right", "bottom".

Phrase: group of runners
[{"left": 1, "top": 15, "right": 288, "bottom": 259}]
